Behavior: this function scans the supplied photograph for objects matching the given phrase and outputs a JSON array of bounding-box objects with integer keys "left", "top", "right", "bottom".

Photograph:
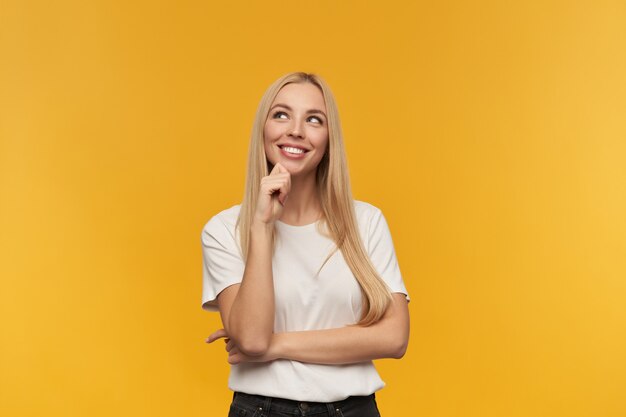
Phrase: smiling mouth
[{"left": 279, "top": 145, "right": 308, "bottom": 155}]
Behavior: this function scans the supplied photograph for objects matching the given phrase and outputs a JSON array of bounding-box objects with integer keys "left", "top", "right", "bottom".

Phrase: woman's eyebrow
[{"left": 270, "top": 103, "right": 327, "bottom": 117}]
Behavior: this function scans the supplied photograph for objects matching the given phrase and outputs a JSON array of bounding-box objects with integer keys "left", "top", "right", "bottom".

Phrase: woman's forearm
[
  {"left": 226, "top": 221, "right": 275, "bottom": 355},
  {"left": 263, "top": 294, "right": 410, "bottom": 365},
  {"left": 271, "top": 325, "right": 407, "bottom": 365},
  {"left": 213, "top": 294, "right": 409, "bottom": 364},
  {"left": 224, "top": 163, "right": 290, "bottom": 355}
]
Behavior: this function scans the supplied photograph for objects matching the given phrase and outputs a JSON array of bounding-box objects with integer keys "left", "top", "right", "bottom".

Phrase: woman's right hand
[{"left": 254, "top": 162, "right": 291, "bottom": 225}]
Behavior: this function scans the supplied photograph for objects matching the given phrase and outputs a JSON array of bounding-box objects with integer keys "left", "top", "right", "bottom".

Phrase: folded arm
[
  {"left": 209, "top": 292, "right": 409, "bottom": 365},
  {"left": 218, "top": 164, "right": 291, "bottom": 356}
]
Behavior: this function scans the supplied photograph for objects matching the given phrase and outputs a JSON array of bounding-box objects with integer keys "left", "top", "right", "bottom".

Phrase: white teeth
[{"left": 282, "top": 146, "right": 305, "bottom": 154}]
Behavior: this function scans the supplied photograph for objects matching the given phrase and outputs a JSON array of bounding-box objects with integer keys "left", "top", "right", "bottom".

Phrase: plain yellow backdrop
[{"left": 1, "top": 1, "right": 625, "bottom": 416}]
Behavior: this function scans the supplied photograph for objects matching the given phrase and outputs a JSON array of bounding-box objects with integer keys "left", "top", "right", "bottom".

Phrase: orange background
[{"left": 1, "top": 1, "right": 625, "bottom": 416}]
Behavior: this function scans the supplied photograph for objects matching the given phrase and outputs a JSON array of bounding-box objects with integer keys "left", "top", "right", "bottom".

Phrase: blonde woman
[{"left": 202, "top": 72, "right": 410, "bottom": 417}]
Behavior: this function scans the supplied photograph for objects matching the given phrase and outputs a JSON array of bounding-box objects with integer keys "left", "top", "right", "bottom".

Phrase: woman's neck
[{"left": 279, "top": 173, "right": 321, "bottom": 226}]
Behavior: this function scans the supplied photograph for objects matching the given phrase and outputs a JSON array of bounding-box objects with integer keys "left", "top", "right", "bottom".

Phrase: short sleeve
[
  {"left": 366, "top": 208, "right": 410, "bottom": 302},
  {"left": 201, "top": 214, "right": 245, "bottom": 312}
]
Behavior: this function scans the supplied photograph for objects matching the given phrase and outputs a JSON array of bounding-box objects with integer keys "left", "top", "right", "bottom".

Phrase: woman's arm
[
  {"left": 208, "top": 292, "right": 409, "bottom": 365},
  {"left": 217, "top": 221, "right": 274, "bottom": 356},
  {"left": 272, "top": 293, "right": 410, "bottom": 364},
  {"left": 216, "top": 163, "right": 290, "bottom": 356}
]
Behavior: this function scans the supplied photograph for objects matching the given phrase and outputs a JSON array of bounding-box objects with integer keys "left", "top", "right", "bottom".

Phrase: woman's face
[{"left": 264, "top": 82, "right": 329, "bottom": 179}]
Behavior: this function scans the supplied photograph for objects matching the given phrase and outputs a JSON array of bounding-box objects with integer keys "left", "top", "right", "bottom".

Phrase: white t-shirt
[{"left": 201, "top": 200, "right": 409, "bottom": 402}]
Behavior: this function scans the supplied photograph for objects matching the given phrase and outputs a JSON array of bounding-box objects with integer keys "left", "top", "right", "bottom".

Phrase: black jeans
[{"left": 228, "top": 391, "right": 381, "bottom": 417}]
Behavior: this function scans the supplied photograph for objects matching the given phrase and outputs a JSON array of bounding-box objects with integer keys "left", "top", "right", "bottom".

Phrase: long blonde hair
[{"left": 237, "top": 72, "right": 392, "bottom": 326}]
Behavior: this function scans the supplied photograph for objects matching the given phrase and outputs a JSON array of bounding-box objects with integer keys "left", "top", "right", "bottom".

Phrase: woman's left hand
[{"left": 206, "top": 329, "right": 277, "bottom": 365}]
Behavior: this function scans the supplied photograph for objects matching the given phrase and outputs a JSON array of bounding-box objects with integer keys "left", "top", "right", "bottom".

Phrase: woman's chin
[
  {"left": 268, "top": 156, "right": 318, "bottom": 179},
  {"left": 281, "top": 164, "right": 316, "bottom": 179},
  {"left": 276, "top": 159, "right": 300, "bottom": 173}
]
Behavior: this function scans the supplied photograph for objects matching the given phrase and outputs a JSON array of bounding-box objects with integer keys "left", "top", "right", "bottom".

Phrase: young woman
[{"left": 201, "top": 72, "right": 410, "bottom": 417}]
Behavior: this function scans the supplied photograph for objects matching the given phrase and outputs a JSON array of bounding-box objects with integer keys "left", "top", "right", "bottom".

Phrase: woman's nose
[{"left": 288, "top": 118, "right": 305, "bottom": 138}]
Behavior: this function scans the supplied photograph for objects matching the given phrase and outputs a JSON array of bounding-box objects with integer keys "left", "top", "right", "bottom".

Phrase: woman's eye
[
  {"left": 308, "top": 116, "right": 323, "bottom": 124},
  {"left": 272, "top": 111, "right": 288, "bottom": 119}
]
